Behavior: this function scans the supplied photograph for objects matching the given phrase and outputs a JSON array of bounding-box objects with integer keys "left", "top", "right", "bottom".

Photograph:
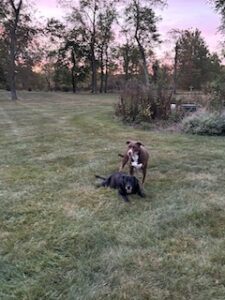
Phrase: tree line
[{"left": 0, "top": 0, "right": 225, "bottom": 100}]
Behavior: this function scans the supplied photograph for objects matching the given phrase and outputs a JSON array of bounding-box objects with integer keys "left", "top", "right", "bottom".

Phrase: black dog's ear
[
  {"left": 119, "top": 175, "right": 126, "bottom": 191},
  {"left": 121, "top": 175, "right": 126, "bottom": 186},
  {"left": 126, "top": 140, "right": 131, "bottom": 145},
  {"left": 136, "top": 142, "right": 144, "bottom": 147}
]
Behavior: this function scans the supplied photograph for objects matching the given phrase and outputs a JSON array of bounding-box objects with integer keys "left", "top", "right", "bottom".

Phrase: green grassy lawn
[{"left": 1, "top": 90, "right": 225, "bottom": 300}]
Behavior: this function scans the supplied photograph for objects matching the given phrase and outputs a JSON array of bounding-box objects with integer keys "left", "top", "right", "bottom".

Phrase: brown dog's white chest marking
[{"left": 131, "top": 153, "right": 143, "bottom": 169}]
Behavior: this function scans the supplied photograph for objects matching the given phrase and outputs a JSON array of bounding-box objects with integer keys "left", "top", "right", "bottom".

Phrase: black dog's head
[{"left": 120, "top": 174, "right": 139, "bottom": 194}]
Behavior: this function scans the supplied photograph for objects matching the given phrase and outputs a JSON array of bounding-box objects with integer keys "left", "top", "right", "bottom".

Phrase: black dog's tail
[
  {"left": 118, "top": 153, "right": 124, "bottom": 158},
  {"left": 95, "top": 175, "right": 106, "bottom": 180}
]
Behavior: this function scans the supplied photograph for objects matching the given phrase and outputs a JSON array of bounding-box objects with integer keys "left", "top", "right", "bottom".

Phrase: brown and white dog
[{"left": 119, "top": 140, "right": 149, "bottom": 184}]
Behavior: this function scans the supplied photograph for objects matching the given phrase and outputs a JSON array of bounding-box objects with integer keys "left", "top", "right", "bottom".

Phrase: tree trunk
[
  {"left": 124, "top": 45, "right": 129, "bottom": 81},
  {"left": 9, "top": 22, "right": 18, "bottom": 100},
  {"left": 8, "top": 0, "right": 23, "bottom": 101},
  {"left": 104, "top": 45, "right": 109, "bottom": 93},
  {"left": 173, "top": 42, "right": 179, "bottom": 94},
  {"left": 45, "top": 74, "right": 52, "bottom": 91},
  {"left": 136, "top": 37, "right": 149, "bottom": 86},
  {"left": 91, "top": 46, "right": 97, "bottom": 93},
  {"left": 71, "top": 48, "right": 76, "bottom": 93},
  {"left": 90, "top": 2, "right": 97, "bottom": 94},
  {"left": 152, "top": 62, "right": 158, "bottom": 84},
  {"left": 134, "top": 1, "right": 149, "bottom": 87},
  {"left": 71, "top": 70, "right": 76, "bottom": 93},
  {"left": 104, "top": 68, "right": 108, "bottom": 93},
  {"left": 99, "top": 46, "right": 104, "bottom": 93},
  {"left": 9, "top": 40, "right": 17, "bottom": 101}
]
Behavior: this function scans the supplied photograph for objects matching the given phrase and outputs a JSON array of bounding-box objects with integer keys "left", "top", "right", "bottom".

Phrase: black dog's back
[
  {"left": 95, "top": 172, "right": 145, "bottom": 202},
  {"left": 95, "top": 172, "right": 124, "bottom": 188},
  {"left": 104, "top": 172, "right": 125, "bottom": 188}
]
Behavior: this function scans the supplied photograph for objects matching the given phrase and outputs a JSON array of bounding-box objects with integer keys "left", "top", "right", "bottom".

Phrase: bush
[
  {"left": 204, "top": 78, "right": 225, "bottom": 112},
  {"left": 182, "top": 110, "right": 225, "bottom": 135},
  {"left": 115, "top": 81, "right": 173, "bottom": 123}
]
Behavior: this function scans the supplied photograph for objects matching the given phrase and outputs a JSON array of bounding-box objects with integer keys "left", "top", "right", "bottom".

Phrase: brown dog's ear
[{"left": 136, "top": 142, "right": 143, "bottom": 147}]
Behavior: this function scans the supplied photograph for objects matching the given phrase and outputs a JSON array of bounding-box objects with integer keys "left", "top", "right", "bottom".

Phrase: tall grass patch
[{"left": 115, "top": 82, "right": 173, "bottom": 123}]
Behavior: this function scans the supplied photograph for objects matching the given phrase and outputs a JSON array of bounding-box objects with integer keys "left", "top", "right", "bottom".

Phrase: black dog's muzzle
[{"left": 125, "top": 183, "right": 133, "bottom": 194}]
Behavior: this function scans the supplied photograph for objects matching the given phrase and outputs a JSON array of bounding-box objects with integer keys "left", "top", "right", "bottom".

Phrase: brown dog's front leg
[
  {"left": 142, "top": 167, "right": 147, "bottom": 184},
  {"left": 129, "top": 166, "right": 134, "bottom": 176},
  {"left": 119, "top": 155, "right": 129, "bottom": 171}
]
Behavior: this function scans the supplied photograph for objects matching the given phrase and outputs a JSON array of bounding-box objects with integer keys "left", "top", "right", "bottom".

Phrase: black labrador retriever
[{"left": 95, "top": 172, "right": 145, "bottom": 202}]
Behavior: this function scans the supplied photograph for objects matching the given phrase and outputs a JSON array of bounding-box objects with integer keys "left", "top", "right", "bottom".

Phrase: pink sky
[
  {"left": 157, "top": 0, "right": 222, "bottom": 53},
  {"left": 36, "top": 0, "right": 223, "bottom": 59}
]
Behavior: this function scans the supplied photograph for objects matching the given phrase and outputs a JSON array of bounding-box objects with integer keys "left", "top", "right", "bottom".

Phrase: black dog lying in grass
[{"left": 95, "top": 172, "right": 145, "bottom": 202}]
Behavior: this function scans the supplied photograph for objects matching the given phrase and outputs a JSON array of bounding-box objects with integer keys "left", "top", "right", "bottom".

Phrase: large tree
[
  {"left": 64, "top": 38, "right": 89, "bottom": 93},
  {"left": 176, "top": 29, "right": 220, "bottom": 90},
  {"left": 67, "top": 0, "right": 100, "bottom": 93},
  {"left": 124, "top": 0, "right": 166, "bottom": 86},
  {"left": 63, "top": 0, "right": 118, "bottom": 93},
  {"left": 44, "top": 18, "right": 68, "bottom": 91},
  {"left": 6, "top": 0, "right": 22, "bottom": 100},
  {"left": 117, "top": 27, "right": 142, "bottom": 81},
  {"left": 0, "top": 0, "right": 37, "bottom": 99},
  {"left": 118, "top": 43, "right": 142, "bottom": 81},
  {"left": 97, "top": 5, "right": 116, "bottom": 93},
  {"left": 45, "top": 18, "right": 90, "bottom": 92}
]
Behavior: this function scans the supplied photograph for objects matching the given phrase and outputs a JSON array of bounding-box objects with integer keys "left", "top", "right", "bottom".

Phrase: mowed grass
[{"left": 1, "top": 90, "right": 225, "bottom": 300}]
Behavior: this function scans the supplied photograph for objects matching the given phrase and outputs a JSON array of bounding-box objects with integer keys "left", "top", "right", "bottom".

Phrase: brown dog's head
[{"left": 126, "top": 140, "right": 143, "bottom": 158}]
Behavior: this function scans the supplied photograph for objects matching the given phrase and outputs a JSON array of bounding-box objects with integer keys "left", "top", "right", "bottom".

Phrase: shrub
[
  {"left": 204, "top": 78, "right": 225, "bottom": 112},
  {"left": 182, "top": 110, "right": 225, "bottom": 135},
  {"left": 115, "top": 81, "right": 173, "bottom": 123}
]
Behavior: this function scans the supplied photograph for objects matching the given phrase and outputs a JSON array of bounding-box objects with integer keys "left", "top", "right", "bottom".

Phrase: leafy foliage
[
  {"left": 213, "top": 0, "right": 225, "bottom": 31},
  {"left": 182, "top": 111, "right": 225, "bottom": 135},
  {"left": 65, "top": 0, "right": 118, "bottom": 93},
  {"left": 205, "top": 72, "right": 225, "bottom": 112},
  {"left": 123, "top": 0, "right": 165, "bottom": 86},
  {"left": 96, "top": 5, "right": 117, "bottom": 92},
  {"left": 0, "top": 0, "right": 38, "bottom": 93},
  {"left": 176, "top": 29, "right": 221, "bottom": 90},
  {"left": 117, "top": 42, "right": 142, "bottom": 80},
  {"left": 1, "top": 0, "right": 225, "bottom": 94}
]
